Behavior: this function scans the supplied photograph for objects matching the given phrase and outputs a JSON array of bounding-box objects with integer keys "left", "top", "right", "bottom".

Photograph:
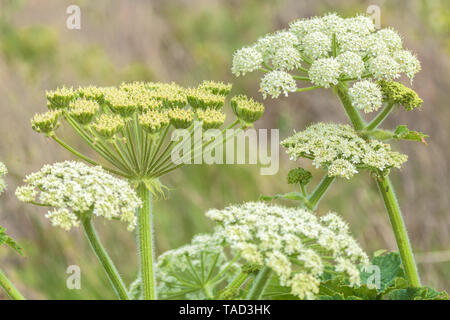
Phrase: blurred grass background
[{"left": 0, "top": 0, "right": 449, "bottom": 299}]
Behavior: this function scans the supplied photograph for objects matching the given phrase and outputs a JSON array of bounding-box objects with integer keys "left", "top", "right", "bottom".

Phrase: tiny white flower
[
  {"left": 302, "top": 31, "right": 331, "bottom": 59},
  {"left": 393, "top": 50, "right": 421, "bottom": 82},
  {"left": 309, "top": 57, "right": 341, "bottom": 88},
  {"left": 231, "top": 46, "right": 263, "bottom": 76},
  {"left": 368, "top": 54, "right": 401, "bottom": 80},
  {"left": 349, "top": 80, "right": 383, "bottom": 113},
  {"left": 272, "top": 46, "right": 302, "bottom": 71},
  {"left": 260, "top": 70, "right": 297, "bottom": 99},
  {"left": 377, "top": 28, "right": 403, "bottom": 52},
  {"left": 336, "top": 52, "right": 365, "bottom": 79}
]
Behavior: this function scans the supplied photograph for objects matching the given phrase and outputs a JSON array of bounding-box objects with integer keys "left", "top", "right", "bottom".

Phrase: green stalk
[
  {"left": 365, "top": 102, "right": 395, "bottom": 131},
  {"left": 52, "top": 136, "right": 129, "bottom": 178},
  {"left": 306, "top": 175, "right": 335, "bottom": 210},
  {"left": 335, "top": 83, "right": 365, "bottom": 130},
  {"left": 136, "top": 183, "right": 157, "bottom": 299},
  {"left": 376, "top": 177, "right": 421, "bottom": 287},
  {"left": 81, "top": 217, "right": 130, "bottom": 300},
  {"left": 0, "top": 268, "right": 25, "bottom": 300},
  {"left": 245, "top": 266, "right": 272, "bottom": 300},
  {"left": 335, "top": 84, "right": 421, "bottom": 287}
]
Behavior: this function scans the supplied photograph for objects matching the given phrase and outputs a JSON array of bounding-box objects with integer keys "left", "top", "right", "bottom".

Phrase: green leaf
[
  {"left": 318, "top": 276, "right": 379, "bottom": 300},
  {"left": 360, "top": 252, "right": 404, "bottom": 292},
  {"left": 393, "top": 125, "right": 429, "bottom": 145},
  {"left": 261, "top": 274, "right": 299, "bottom": 300},
  {"left": 0, "top": 226, "right": 23, "bottom": 256},
  {"left": 389, "top": 286, "right": 449, "bottom": 300}
]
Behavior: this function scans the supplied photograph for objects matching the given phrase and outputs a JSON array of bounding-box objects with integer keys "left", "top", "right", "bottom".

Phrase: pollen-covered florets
[
  {"left": 0, "top": 162, "right": 7, "bottom": 195},
  {"left": 206, "top": 202, "right": 368, "bottom": 299},
  {"left": 349, "top": 80, "right": 383, "bottom": 113},
  {"left": 260, "top": 70, "right": 297, "bottom": 99},
  {"left": 281, "top": 122, "right": 408, "bottom": 178},
  {"left": 16, "top": 161, "right": 141, "bottom": 231}
]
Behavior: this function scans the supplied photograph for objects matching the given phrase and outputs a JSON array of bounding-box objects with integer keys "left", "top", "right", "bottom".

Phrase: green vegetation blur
[{"left": 0, "top": 0, "right": 449, "bottom": 299}]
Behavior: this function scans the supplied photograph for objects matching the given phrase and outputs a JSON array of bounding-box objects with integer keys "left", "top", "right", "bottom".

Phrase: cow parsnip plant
[
  {"left": 24, "top": 80, "right": 263, "bottom": 300},
  {"left": 0, "top": 12, "right": 448, "bottom": 301},
  {"left": 231, "top": 12, "right": 427, "bottom": 290}
]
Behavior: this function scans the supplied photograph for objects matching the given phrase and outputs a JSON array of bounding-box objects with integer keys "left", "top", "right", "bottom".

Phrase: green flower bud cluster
[
  {"left": 46, "top": 86, "right": 77, "bottom": 110},
  {"left": 198, "top": 80, "right": 233, "bottom": 96},
  {"left": 31, "top": 110, "right": 60, "bottom": 134},
  {"left": 196, "top": 108, "right": 226, "bottom": 129},
  {"left": 69, "top": 99, "right": 99, "bottom": 125},
  {"left": 167, "top": 108, "right": 194, "bottom": 129},
  {"left": 138, "top": 110, "right": 170, "bottom": 135},
  {"left": 287, "top": 167, "right": 312, "bottom": 186},
  {"left": 378, "top": 80, "right": 423, "bottom": 111},
  {"left": 92, "top": 114, "right": 124, "bottom": 138},
  {"left": 186, "top": 88, "right": 226, "bottom": 110},
  {"left": 37, "top": 81, "right": 262, "bottom": 178},
  {"left": 231, "top": 95, "right": 265, "bottom": 126}
]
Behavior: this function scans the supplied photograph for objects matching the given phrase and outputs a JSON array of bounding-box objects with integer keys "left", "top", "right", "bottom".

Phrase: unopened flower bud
[
  {"left": 92, "top": 114, "right": 124, "bottom": 138},
  {"left": 187, "top": 88, "right": 225, "bottom": 110},
  {"left": 31, "top": 110, "right": 60, "bottom": 134},
  {"left": 230, "top": 95, "right": 264, "bottom": 126},
  {"left": 168, "top": 108, "right": 194, "bottom": 129},
  {"left": 69, "top": 99, "right": 99, "bottom": 125},
  {"left": 46, "top": 86, "right": 76, "bottom": 110},
  {"left": 196, "top": 108, "right": 226, "bottom": 129}
]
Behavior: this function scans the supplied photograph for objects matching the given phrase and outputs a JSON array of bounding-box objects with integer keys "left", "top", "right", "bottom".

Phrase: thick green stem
[
  {"left": 0, "top": 268, "right": 25, "bottom": 300},
  {"left": 245, "top": 267, "right": 272, "bottom": 300},
  {"left": 335, "top": 85, "right": 421, "bottom": 287},
  {"left": 218, "top": 271, "right": 252, "bottom": 300},
  {"left": 136, "top": 183, "right": 157, "bottom": 300},
  {"left": 335, "top": 83, "right": 365, "bottom": 130},
  {"left": 81, "top": 217, "right": 130, "bottom": 300},
  {"left": 376, "top": 177, "right": 421, "bottom": 287},
  {"left": 365, "top": 102, "right": 395, "bottom": 130},
  {"left": 307, "top": 175, "right": 335, "bottom": 210}
]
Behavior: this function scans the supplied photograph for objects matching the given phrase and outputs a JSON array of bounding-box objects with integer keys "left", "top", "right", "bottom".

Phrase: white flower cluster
[
  {"left": 282, "top": 122, "right": 408, "bottom": 179},
  {"left": 206, "top": 202, "right": 369, "bottom": 299},
  {"left": 15, "top": 161, "right": 141, "bottom": 231},
  {"left": 0, "top": 161, "right": 7, "bottom": 195},
  {"left": 260, "top": 70, "right": 297, "bottom": 99},
  {"left": 231, "top": 12, "right": 421, "bottom": 99},
  {"left": 156, "top": 233, "right": 239, "bottom": 299},
  {"left": 348, "top": 80, "right": 382, "bottom": 113}
]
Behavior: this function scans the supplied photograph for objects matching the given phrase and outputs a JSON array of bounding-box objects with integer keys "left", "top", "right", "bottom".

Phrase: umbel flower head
[
  {"left": 231, "top": 12, "right": 421, "bottom": 110},
  {"left": 34, "top": 81, "right": 263, "bottom": 182},
  {"left": 281, "top": 122, "right": 408, "bottom": 179},
  {"left": 156, "top": 233, "right": 240, "bottom": 300},
  {"left": 206, "top": 202, "right": 369, "bottom": 299},
  {"left": 0, "top": 161, "right": 7, "bottom": 195},
  {"left": 15, "top": 161, "right": 142, "bottom": 231}
]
